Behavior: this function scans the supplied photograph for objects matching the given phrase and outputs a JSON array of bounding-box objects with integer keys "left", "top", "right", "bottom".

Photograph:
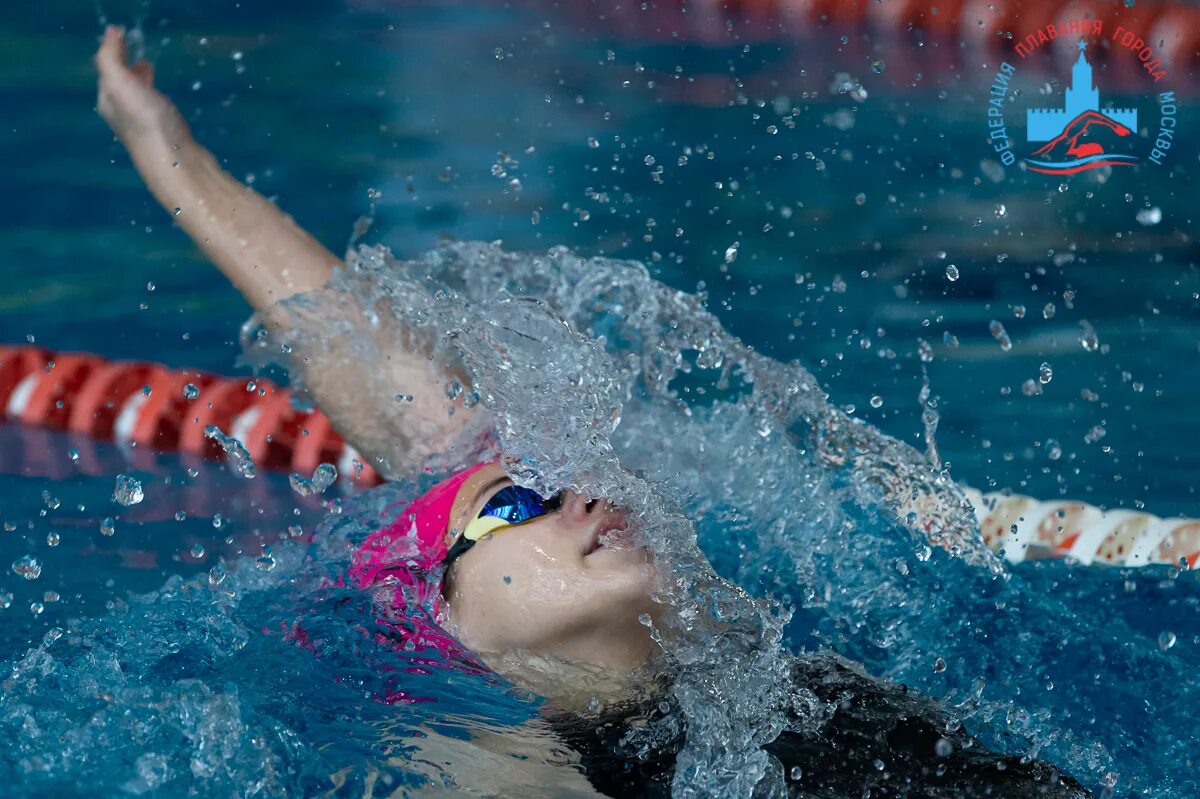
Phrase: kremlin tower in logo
[{"left": 1025, "top": 41, "right": 1139, "bottom": 174}]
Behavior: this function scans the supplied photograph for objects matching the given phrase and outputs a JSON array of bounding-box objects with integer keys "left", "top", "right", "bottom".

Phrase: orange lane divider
[
  {"left": 416, "top": 0, "right": 1198, "bottom": 112},
  {"left": 5, "top": 345, "right": 1198, "bottom": 569},
  {"left": 0, "top": 345, "right": 381, "bottom": 486},
  {"left": 616, "top": 0, "right": 1200, "bottom": 65}
]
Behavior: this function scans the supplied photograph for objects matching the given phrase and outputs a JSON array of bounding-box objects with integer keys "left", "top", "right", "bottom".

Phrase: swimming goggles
[{"left": 442, "top": 484, "right": 562, "bottom": 567}]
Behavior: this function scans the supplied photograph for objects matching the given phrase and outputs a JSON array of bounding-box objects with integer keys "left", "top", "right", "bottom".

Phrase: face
[{"left": 442, "top": 464, "right": 658, "bottom": 672}]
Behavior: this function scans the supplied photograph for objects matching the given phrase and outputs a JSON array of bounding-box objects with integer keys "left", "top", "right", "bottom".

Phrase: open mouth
[{"left": 583, "top": 511, "right": 634, "bottom": 556}]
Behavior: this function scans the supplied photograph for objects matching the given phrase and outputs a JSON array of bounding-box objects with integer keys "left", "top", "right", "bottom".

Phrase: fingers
[
  {"left": 95, "top": 25, "right": 128, "bottom": 75},
  {"left": 96, "top": 25, "right": 156, "bottom": 92},
  {"left": 130, "top": 60, "right": 154, "bottom": 86}
]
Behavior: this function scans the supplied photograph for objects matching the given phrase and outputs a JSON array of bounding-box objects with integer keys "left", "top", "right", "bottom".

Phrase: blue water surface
[{"left": 2, "top": 1, "right": 1199, "bottom": 796}]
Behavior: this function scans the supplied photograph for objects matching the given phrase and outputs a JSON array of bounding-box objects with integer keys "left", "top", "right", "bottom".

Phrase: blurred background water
[{"left": 0, "top": 0, "right": 1198, "bottom": 794}]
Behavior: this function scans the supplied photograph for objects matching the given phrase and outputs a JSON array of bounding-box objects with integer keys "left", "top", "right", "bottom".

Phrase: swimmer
[{"left": 95, "top": 26, "right": 1091, "bottom": 797}]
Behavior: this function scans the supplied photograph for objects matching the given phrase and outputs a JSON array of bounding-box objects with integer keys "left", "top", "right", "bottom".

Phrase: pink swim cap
[{"left": 349, "top": 461, "right": 494, "bottom": 654}]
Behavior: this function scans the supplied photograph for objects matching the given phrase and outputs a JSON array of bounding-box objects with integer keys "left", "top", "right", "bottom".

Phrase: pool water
[{"left": 2, "top": 0, "right": 1198, "bottom": 796}]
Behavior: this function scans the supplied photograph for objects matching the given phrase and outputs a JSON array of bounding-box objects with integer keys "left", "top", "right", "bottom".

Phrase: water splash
[
  {"left": 250, "top": 240, "right": 995, "bottom": 795},
  {"left": 203, "top": 426, "right": 256, "bottom": 479},
  {"left": 0, "top": 493, "right": 536, "bottom": 797}
]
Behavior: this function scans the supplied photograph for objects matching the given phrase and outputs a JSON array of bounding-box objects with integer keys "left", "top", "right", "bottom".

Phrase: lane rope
[
  {"left": 4, "top": 345, "right": 1196, "bottom": 567},
  {"left": 0, "top": 345, "right": 380, "bottom": 487}
]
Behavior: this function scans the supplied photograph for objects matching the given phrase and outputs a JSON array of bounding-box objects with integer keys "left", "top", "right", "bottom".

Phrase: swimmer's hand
[
  {"left": 95, "top": 26, "right": 190, "bottom": 150},
  {"left": 92, "top": 22, "right": 337, "bottom": 310}
]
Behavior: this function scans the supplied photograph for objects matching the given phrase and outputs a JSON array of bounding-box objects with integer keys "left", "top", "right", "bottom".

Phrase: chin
[{"left": 596, "top": 557, "right": 657, "bottom": 604}]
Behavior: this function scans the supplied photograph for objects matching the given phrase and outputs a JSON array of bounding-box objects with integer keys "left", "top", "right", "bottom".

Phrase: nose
[
  {"left": 559, "top": 490, "right": 626, "bottom": 528},
  {"left": 560, "top": 490, "right": 593, "bottom": 524}
]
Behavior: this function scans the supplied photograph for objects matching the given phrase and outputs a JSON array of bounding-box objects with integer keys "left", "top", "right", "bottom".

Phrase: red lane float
[
  {"left": 5, "top": 344, "right": 1198, "bottom": 569},
  {"left": 0, "top": 345, "right": 381, "bottom": 486},
  {"left": 447, "top": 0, "right": 1199, "bottom": 98}
]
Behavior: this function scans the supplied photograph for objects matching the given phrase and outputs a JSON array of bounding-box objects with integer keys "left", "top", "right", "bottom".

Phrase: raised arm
[{"left": 95, "top": 26, "right": 481, "bottom": 475}]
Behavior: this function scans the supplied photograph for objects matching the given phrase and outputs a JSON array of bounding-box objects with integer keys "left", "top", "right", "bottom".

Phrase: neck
[{"left": 483, "top": 649, "right": 667, "bottom": 713}]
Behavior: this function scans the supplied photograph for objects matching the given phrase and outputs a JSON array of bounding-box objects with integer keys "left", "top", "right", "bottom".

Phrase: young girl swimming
[{"left": 95, "top": 25, "right": 1091, "bottom": 797}]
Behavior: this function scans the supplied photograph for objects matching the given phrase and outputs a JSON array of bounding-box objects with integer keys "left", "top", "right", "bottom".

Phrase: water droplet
[
  {"left": 190, "top": 543, "right": 205, "bottom": 558},
  {"left": 289, "top": 472, "right": 314, "bottom": 497},
  {"left": 934, "top": 738, "right": 954, "bottom": 757},
  {"left": 46, "top": 532, "right": 59, "bottom": 547},
  {"left": 100, "top": 517, "right": 116, "bottom": 536},
  {"left": 67, "top": 448, "right": 80, "bottom": 463},
  {"left": 255, "top": 544, "right": 276, "bottom": 571},
  {"left": 42, "top": 591, "right": 59, "bottom": 603},
  {"left": 0, "top": 592, "right": 11, "bottom": 609},
  {"left": 789, "top": 766, "right": 803, "bottom": 780},
  {"left": 933, "top": 657, "right": 947, "bottom": 673},
  {"left": 203, "top": 426, "right": 256, "bottom": 478},
  {"left": 869, "top": 395, "right": 883, "bottom": 409},
  {"left": 945, "top": 264, "right": 959, "bottom": 282},
  {"left": 724, "top": 242, "right": 740, "bottom": 264},
  {"left": 1135, "top": 206, "right": 1162, "bottom": 226},
  {"left": 208, "top": 563, "right": 227, "bottom": 587},
  {"left": 1078, "top": 320, "right": 1099, "bottom": 352},
  {"left": 12, "top": 555, "right": 42, "bottom": 580},
  {"left": 994, "top": 203, "right": 1007, "bottom": 217},
  {"left": 1045, "top": 439, "right": 1062, "bottom": 461},
  {"left": 871, "top": 59, "right": 886, "bottom": 74},
  {"left": 854, "top": 192, "right": 866, "bottom": 206},
  {"left": 113, "top": 474, "right": 144, "bottom": 506},
  {"left": 182, "top": 383, "right": 200, "bottom": 400},
  {"left": 30, "top": 602, "right": 44, "bottom": 617},
  {"left": 1042, "top": 302, "right": 1056, "bottom": 319},
  {"left": 942, "top": 332, "right": 959, "bottom": 349},
  {"left": 1038, "top": 362, "right": 1053, "bottom": 384},
  {"left": 312, "top": 463, "right": 338, "bottom": 493},
  {"left": 212, "top": 513, "right": 225, "bottom": 529},
  {"left": 1158, "top": 631, "right": 1176, "bottom": 651},
  {"left": 288, "top": 524, "right": 304, "bottom": 538},
  {"left": 988, "top": 320, "right": 1012, "bottom": 352}
]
